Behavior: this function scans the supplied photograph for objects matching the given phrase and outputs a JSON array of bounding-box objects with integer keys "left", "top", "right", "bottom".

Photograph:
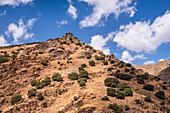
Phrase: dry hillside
[{"left": 0, "top": 33, "right": 169, "bottom": 113}]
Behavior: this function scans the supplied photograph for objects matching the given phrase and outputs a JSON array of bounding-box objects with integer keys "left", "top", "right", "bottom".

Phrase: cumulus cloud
[
  {"left": 159, "top": 59, "right": 165, "bottom": 62},
  {"left": 67, "top": 0, "right": 78, "bottom": 19},
  {"left": 5, "top": 18, "right": 36, "bottom": 43},
  {"left": 113, "top": 10, "right": 170, "bottom": 53},
  {"left": 56, "top": 20, "right": 68, "bottom": 27},
  {"left": 0, "top": 10, "right": 6, "bottom": 16},
  {"left": 121, "top": 50, "right": 147, "bottom": 63},
  {"left": 79, "top": 0, "right": 137, "bottom": 28},
  {"left": 90, "top": 32, "right": 114, "bottom": 54},
  {"left": 0, "top": 0, "right": 34, "bottom": 6},
  {"left": 144, "top": 60, "right": 155, "bottom": 65},
  {"left": 0, "top": 35, "right": 9, "bottom": 46}
]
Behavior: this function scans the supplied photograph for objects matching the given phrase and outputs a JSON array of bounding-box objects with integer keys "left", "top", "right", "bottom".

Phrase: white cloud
[
  {"left": 90, "top": 32, "right": 114, "bottom": 54},
  {"left": 0, "top": 10, "right": 6, "bottom": 16},
  {"left": 5, "top": 18, "right": 36, "bottom": 43},
  {"left": 0, "top": 0, "right": 33, "bottom": 6},
  {"left": 79, "top": 0, "right": 137, "bottom": 28},
  {"left": 0, "top": 35, "right": 9, "bottom": 46},
  {"left": 121, "top": 50, "right": 147, "bottom": 63},
  {"left": 56, "top": 20, "right": 68, "bottom": 28},
  {"left": 113, "top": 10, "right": 170, "bottom": 53},
  {"left": 144, "top": 60, "right": 155, "bottom": 65},
  {"left": 159, "top": 59, "right": 165, "bottom": 62},
  {"left": 67, "top": 0, "right": 78, "bottom": 19}
]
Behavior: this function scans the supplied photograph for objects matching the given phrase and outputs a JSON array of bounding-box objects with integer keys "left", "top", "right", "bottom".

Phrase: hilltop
[{"left": 0, "top": 33, "right": 169, "bottom": 113}]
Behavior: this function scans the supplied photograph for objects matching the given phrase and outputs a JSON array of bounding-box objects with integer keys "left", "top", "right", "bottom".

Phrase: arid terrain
[{"left": 0, "top": 33, "right": 169, "bottom": 113}]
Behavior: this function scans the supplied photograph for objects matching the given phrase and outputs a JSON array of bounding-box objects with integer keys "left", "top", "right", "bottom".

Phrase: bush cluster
[
  {"left": 143, "top": 84, "right": 154, "bottom": 91},
  {"left": 10, "top": 95, "right": 22, "bottom": 105},
  {"left": 41, "top": 59, "right": 48, "bottom": 66},
  {"left": 89, "top": 60, "right": 95, "bottom": 66},
  {"left": 155, "top": 91, "right": 165, "bottom": 100},
  {"left": 116, "top": 91, "right": 125, "bottom": 99},
  {"left": 117, "top": 83, "right": 130, "bottom": 91},
  {"left": 52, "top": 73, "right": 63, "bottom": 82},
  {"left": 101, "top": 96, "right": 109, "bottom": 101},
  {"left": 0, "top": 56, "right": 9, "bottom": 63},
  {"left": 27, "top": 88, "right": 36, "bottom": 97},
  {"left": 95, "top": 54, "right": 105, "bottom": 60},
  {"left": 104, "top": 78, "right": 119, "bottom": 87},
  {"left": 114, "top": 73, "right": 132, "bottom": 81},
  {"left": 109, "top": 103, "right": 123, "bottom": 113}
]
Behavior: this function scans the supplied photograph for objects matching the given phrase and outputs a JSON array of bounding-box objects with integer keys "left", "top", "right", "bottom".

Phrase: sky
[{"left": 0, "top": 0, "right": 170, "bottom": 65}]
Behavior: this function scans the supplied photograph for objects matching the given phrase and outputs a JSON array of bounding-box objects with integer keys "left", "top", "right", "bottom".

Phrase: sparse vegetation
[
  {"left": 89, "top": 60, "right": 95, "bottom": 66},
  {"left": 155, "top": 91, "right": 165, "bottom": 100},
  {"left": 105, "top": 78, "right": 119, "bottom": 87},
  {"left": 10, "top": 95, "right": 22, "bottom": 105},
  {"left": 143, "top": 84, "right": 154, "bottom": 91}
]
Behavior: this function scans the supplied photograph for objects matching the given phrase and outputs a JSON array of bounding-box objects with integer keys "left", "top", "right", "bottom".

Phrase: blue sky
[{"left": 0, "top": 0, "right": 170, "bottom": 65}]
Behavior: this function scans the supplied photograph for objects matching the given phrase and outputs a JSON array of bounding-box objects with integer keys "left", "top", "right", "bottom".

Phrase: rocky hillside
[{"left": 0, "top": 33, "right": 169, "bottom": 113}]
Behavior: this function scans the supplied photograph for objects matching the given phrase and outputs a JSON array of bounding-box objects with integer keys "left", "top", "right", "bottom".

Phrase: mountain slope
[{"left": 0, "top": 33, "right": 169, "bottom": 113}]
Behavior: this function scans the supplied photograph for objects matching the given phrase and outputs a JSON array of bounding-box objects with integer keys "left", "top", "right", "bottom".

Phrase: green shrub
[
  {"left": 37, "top": 92, "right": 44, "bottom": 100},
  {"left": 124, "top": 68, "right": 130, "bottom": 72},
  {"left": 103, "top": 61, "right": 108, "bottom": 65},
  {"left": 117, "top": 83, "right": 130, "bottom": 91},
  {"left": 31, "top": 80, "right": 37, "bottom": 86},
  {"left": 95, "top": 55, "right": 100, "bottom": 60},
  {"left": 68, "top": 72, "right": 79, "bottom": 80},
  {"left": 11, "top": 53, "right": 17, "bottom": 58},
  {"left": 109, "top": 103, "right": 123, "bottom": 113},
  {"left": 144, "top": 97, "right": 151, "bottom": 102},
  {"left": 79, "top": 81, "right": 86, "bottom": 86},
  {"left": 101, "top": 96, "right": 109, "bottom": 101},
  {"left": 63, "top": 41, "right": 67, "bottom": 44},
  {"left": 155, "top": 91, "right": 165, "bottom": 100},
  {"left": 107, "top": 88, "right": 116, "bottom": 97},
  {"left": 110, "top": 60, "right": 115, "bottom": 64},
  {"left": 99, "top": 54, "right": 105, "bottom": 60},
  {"left": 77, "top": 78, "right": 87, "bottom": 83},
  {"left": 107, "top": 67, "right": 113, "bottom": 71},
  {"left": 141, "top": 73, "right": 149, "bottom": 79},
  {"left": 160, "top": 101, "right": 165, "bottom": 105},
  {"left": 162, "top": 85, "right": 167, "bottom": 90},
  {"left": 36, "top": 81, "right": 43, "bottom": 89},
  {"left": 74, "top": 96, "right": 78, "bottom": 101},
  {"left": 58, "top": 89, "right": 62, "bottom": 95},
  {"left": 116, "top": 91, "right": 125, "bottom": 99},
  {"left": 93, "top": 50, "right": 96, "bottom": 52},
  {"left": 89, "top": 60, "right": 95, "bottom": 66},
  {"left": 135, "top": 99, "right": 142, "bottom": 104},
  {"left": 137, "top": 78, "right": 145, "bottom": 84},
  {"left": 10, "top": 95, "right": 22, "bottom": 105},
  {"left": 4, "top": 51, "right": 7, "bottom": 54},
  {"left": 58, "top": 111, "right": 64, "bottom": 113},
  {"left": 79, "top": 70, "right": 89, "bottom": 78},
  {"left": 27, "top": 88, "right": 36, "bottom": 97},
  {"left": 104, "top": 78, "right": 119, "bottom": 87},
  {"left": 41, "top": 59, "right": 48, "bottom": 66},
  {"left": 81, "top": 64, "right": 86, "bottom": 68},
  {"left": 39, "top": 51, "right": 43, "bottom": 54},
  {"left": 78, "top": 66, "right": 85, "bottom": 71},
  {"left": 85, "top": 45, "right": 89, "bottom": 48},
  {"left": 143, "top": 84, "right": 154, "bottom": 91},
  {"left": 126, "top": 63, "right": 131, "bottom": 67},
  {"left": 42, "top": 77, "right": 51, "bottom": 86},
  {"left": 52, "top": 73, "right": 63, "bottom": 82},
  {"left": 42, "top": 101, "right": 47, "bottom": 108},
  {"left": 58, "top": 61, "right": 60, "bottom": 64},
  {"left": 123, "top": 88, "right": 133, "bottom": 96},
  {"left": 86, "top": 55, "right": 91, "bottom": 59},
  {"left": 131, "top": 67, "right": 135, "bottom": 71},
  {"left": 0, "top": 57, "right": 9, "bottom": 63},
  {"left": 1, "top": 51, "right": 3, "bottom": 53},
  {"left": 125, "top": 105, "right": 130, "bottom": 111},
  {"left": 115, "top": 70, "right": 120, "bottom": 73},
  {"left": 114, "top": 73, "right": 131, "bottom": 81}
]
